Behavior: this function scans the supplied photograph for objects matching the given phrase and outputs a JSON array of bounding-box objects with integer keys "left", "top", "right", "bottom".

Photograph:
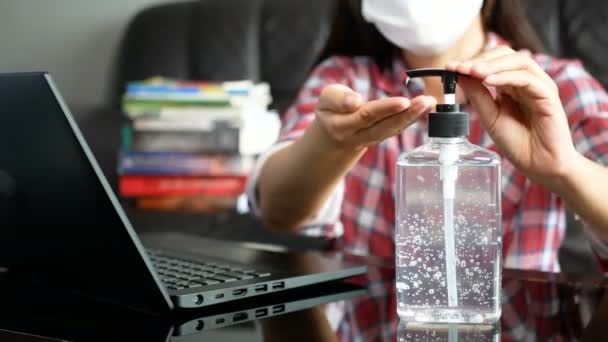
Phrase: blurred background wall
[{"left": 0, "top": 0, "right": 179, "bottom": 115}]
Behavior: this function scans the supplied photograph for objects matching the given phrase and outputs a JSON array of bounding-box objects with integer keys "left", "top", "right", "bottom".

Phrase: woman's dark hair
[
  {"left": 321, "top": 0, "right": 545, "bottom": 69},
  {"left": 482, "top": 0, "right": 544, "bottom": 53}
]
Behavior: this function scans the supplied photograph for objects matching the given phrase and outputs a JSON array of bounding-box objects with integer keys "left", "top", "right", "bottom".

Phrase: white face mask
[{"left": 362, "top": 0, "right": 483, "bottom": 56}]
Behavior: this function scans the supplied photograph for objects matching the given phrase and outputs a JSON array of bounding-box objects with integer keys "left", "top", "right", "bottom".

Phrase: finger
[
  {"left": 458, "top": 77, "right": 500, "bottom": 134},
  {"left": 322, "top": 96, "right": 414, "bottom": 133},
  {"left": 354, "top": 97, "right": 436, "bottom": 144},
  {"left": 357, "top": 97, "right": 413, "bottom": 125},
  {"left": 317, "top": 84, "right": 363, "bottom": 113},
  {"left": 470, "top": 52, "right": 553, "bottom": 85},
  {"left": 446, "top": 46, "right": 515, "bottom": 74},
  {"left": 482, "top": 70, "right": 552, "bottom": 100}
]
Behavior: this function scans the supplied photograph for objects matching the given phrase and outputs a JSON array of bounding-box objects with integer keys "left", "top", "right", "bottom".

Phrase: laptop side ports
[
  {"left": 254, "top": 284, "right": 268, "bottom": 293},
  {"left": 232, "top": 288, "right": 248, "bottom": 297},
  {"left": 233, "top": 312, "right": 248, "bottom": 322},
  {"left": 271, "top": 281, "right": 285, "bottom": 290}
]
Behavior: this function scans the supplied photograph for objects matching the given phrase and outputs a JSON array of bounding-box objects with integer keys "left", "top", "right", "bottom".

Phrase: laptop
[{"left": 0, "top": 72, "right": 367, "bottom": 314}]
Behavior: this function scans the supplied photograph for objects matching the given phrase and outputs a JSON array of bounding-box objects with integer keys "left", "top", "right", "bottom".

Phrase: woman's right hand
[
  {"left": 314, "top": 84, "right": 437, "bottom": 151},
  {"left": 257, "top": 84, "right": 436, "bottom": 229}
]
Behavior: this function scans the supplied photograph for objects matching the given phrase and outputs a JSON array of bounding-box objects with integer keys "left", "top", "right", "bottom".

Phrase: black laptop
[{"left": 0, "top": 72, "right": 366, "bottom": 314}]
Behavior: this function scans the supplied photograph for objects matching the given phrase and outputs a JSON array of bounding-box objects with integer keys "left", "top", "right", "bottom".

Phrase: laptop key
[
  {"left": 217, "top": 271, "right": 245, "bottom": 280},
  {"left": 187, "top": 282, "right": 203, "bottom": 288},
  {"left": 200, "top": 266, "right": 219, "bottom": 273},
  {"left": 183, "top": 273, "right": 200, "bottom": 281},
  {"left": 190, "top": 267, "right": 204, "bottom": 273},
  {"left": 236, "top": 274, "right": 254, "bottom": 280},
  {"left": 207, "top": 275, "right": 237, "bottom": 283},
  {"left": 201, "top": 279, "right": 221, "bottom": 285}
]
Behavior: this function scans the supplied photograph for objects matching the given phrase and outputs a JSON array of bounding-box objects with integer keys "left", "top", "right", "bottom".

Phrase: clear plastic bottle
[{"left": 395, "top": 69, "right": 502, "bottom": 323}]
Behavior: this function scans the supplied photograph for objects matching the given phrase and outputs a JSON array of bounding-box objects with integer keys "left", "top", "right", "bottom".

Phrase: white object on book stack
[{"left": 239, "top": 109, "right": 281, "bottom": 156}]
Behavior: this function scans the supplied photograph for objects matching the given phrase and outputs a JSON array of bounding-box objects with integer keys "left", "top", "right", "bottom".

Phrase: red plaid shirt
[{"left": 248, "top": 33, "right": 608, "bottom": 340}]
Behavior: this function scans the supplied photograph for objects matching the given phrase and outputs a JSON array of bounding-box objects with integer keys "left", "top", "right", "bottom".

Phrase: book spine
[
  {"left": 122, "top": 94, "right": 230, "bottom": 106},
  {"left": 132, "top": 119, "right": 216, "bottom": 131},
  {"left": 135, "top": 195, "right": 238, "bottom": 213},
  {"left": 119, "top": 176, "right": 246, "bottom": 197},
  {"left": 121, "top": 125, "right": 132, "bottom": 151},
  {"left": 124, "top": 105, "right": 242, "bottom": 122},
  {"left": 125, "top": 125, "right": 239, "bottom": 154},
  {"left": 117, "top": 152, "right": 254, "bottom": 176}
]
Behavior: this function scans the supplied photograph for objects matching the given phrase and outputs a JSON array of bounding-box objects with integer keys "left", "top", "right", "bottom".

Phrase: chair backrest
[
  {"left": 115, "top": 0, "right": 337, "bottom": 112},
  {"left": 559, "top": 0, "right": 608, "bottom": 88}
]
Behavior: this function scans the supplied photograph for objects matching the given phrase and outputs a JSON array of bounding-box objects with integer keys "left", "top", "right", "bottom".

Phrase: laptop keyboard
[{"left": 146, "top": 249, "right": 271, "bottom": 290}]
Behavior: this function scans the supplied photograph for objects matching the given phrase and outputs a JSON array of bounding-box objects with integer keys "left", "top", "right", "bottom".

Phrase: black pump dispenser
[{"left": 406, "top": 68, "right": 469, "bottom": 138}]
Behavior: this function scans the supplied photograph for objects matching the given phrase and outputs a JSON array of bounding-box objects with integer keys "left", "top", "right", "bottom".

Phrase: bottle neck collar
[{"left": 429, "top": 137, "right": 468, "bottom": 144}]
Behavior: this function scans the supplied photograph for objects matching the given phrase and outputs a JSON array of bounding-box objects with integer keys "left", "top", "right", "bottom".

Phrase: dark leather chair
[
  {"left": 82, "top": 0, "right": 607, "bottom": 265},
  {"left": 113, "top": 0, "right": 337, "bottom": 113}
]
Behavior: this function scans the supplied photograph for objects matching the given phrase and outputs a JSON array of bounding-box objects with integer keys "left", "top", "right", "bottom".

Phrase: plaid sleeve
[
  {"left": 546, "top": 57, "right": 608, "bottom": 272},
  {"left": 247, "top": 56, "right": 357, "bottom": 242},
  {"left": 282, "top": 56, "right": 360, "bottom": 241}
]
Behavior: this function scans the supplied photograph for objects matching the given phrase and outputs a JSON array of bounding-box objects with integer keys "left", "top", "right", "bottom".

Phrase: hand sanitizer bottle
[{"left": 395, "top": 69, "right": 502, "bottom": 323}]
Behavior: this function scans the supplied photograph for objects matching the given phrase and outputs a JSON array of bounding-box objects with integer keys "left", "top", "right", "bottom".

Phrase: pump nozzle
[
  {"left": 405, "top": 68, "right": 469, "bottom": 138},
  {"left": 405, "top": 68, "right": 463, "bottom": 103}
]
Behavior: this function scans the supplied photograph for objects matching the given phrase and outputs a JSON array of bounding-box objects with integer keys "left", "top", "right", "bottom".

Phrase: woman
[{"left": 248, "top": 0, "right": 608, "bottom": 339}]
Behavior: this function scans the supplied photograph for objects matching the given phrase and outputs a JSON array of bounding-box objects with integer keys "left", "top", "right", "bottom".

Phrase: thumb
[
  {"left": 317, "top": 84, "right": 363, "bottom": 113},
  {"left": 459, "top": 77, "right": 499, "bottom": 131}
]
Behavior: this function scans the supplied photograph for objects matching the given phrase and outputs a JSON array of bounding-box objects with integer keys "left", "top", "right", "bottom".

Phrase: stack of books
[{"left": 118, "top": 77, "right": 279, "bottom": 213}]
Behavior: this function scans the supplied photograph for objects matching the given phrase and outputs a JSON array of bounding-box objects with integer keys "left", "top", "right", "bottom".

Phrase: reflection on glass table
[
  {"left": 0, "top": 254, "right": 606, "bottom": 341},
  {"left": 332, "top": 266, "right": 606, "bottom": 341},
  {"left": 397, "top": 320, "right": 500, "bottom": 341}
]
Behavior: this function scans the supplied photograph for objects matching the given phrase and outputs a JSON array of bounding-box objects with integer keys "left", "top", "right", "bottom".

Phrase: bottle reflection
[{"left": 397, "top": 320, "right": 500, "bottom": 341}]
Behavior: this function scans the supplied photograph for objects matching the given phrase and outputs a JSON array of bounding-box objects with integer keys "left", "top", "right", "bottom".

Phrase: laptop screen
[{"left": 0, "top": 73, "right": 171, "bottom": 313}]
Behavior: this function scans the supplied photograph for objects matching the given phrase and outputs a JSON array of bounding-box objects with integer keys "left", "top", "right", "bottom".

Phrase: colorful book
[
  {"left": 135, "top": 195, "right": 238, "bottom": 213},
  {"left": 117, "top": 151, "right": 255, "bottom": 176},
  {"left": 119, "top": 176, "right": 246, "bottom": 197},
  {"left": 121, "top": 107, "right": 280, "bottom": 156},
  {"left": 122, "top": 94, "right": 231, "bottom": 109},
  {"left": 125, "top": 77, "right": 231, "bottom": 103},
  {"left": 123, "top": 78, "right": 271, "bottom": 105}
]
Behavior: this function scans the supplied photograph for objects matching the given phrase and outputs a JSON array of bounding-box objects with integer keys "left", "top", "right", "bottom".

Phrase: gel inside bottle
[{"left": 395, "top": 69, "right": 502, "bottom": 323}]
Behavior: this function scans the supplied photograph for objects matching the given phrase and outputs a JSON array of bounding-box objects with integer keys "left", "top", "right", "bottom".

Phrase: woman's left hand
[{"left": 447, "top": 46, "right": 579, "bottom": 191}]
